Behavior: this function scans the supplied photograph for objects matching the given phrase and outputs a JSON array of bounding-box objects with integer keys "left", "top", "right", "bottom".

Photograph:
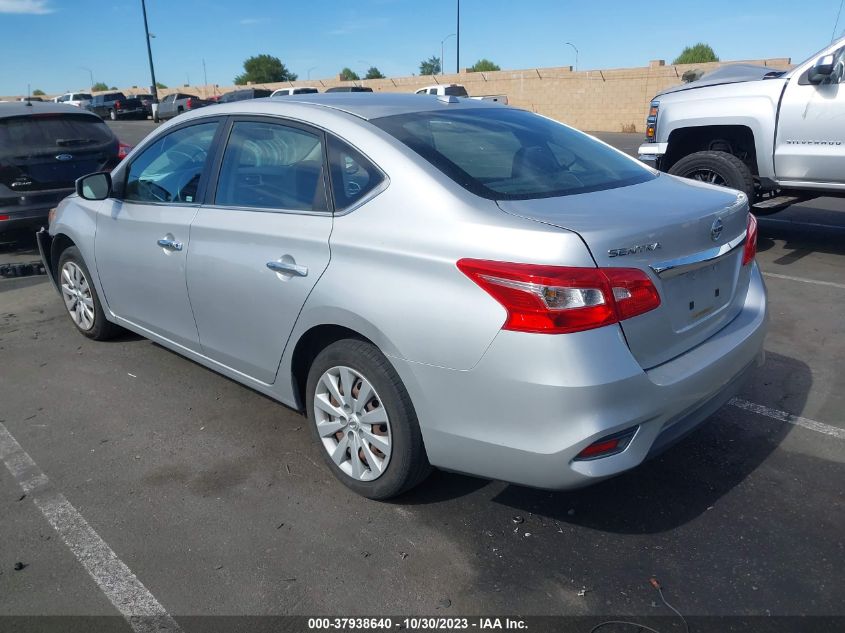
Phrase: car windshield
[
  {"left": 372, "top": 107, "right": 655, "bottom": 200},
  {"left": 0, "top": 114, "right": 114, "bottom": 157}
]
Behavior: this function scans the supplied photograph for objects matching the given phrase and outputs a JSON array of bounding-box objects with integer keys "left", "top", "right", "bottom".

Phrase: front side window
[
  {"left": 327, "top": 136, "right": 384, "bottom": 211},
  {"left": 372, "top": 107, "right": 655, "bottom": 200},
  {"left": 214, "top": 120, "right": 327, "bottom": 212},
  {"left": 124, "top": 121, "right": 219, "bottom": 204}
]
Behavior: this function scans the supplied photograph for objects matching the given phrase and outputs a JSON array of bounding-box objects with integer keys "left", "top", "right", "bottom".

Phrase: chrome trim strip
[{"left": 649, "top": 230, "right": 746, "bottom": 279}]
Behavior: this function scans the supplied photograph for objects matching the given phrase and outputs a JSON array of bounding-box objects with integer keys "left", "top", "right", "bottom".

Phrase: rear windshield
[
  {"left": 443, "top": 85, "right": 468, "bottom": 97},
  {"left": 0, "top": 114, "right": 114, "bottom": 157},
  {"left": 74, "top": 93, "right": 93, "bottom": 100},
  {"left": 293, "top": 88, "right": 318, "bottom": 94},
  {"left": 372, "top": 108, "right": 655, "bottom": 200}
]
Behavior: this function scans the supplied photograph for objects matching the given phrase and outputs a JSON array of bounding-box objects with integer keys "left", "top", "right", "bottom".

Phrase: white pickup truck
[
  {"left": 638, "top": 36, "right": 845, "bottom": 212},
  {"left": 415, "top": 84, "right": 508, "bottom": 104}
]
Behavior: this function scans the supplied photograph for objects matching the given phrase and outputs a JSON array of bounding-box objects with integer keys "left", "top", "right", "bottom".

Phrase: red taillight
[
  {"left": 742, "top": 213, "right": 758, "bottom": 266},
  {"left": 456, "top": 259, "right": 661, "bottom": 334},
  {"left": 186, "top": 98, "right": 193, "bottom": 109},
  {"left": 575, "top": 428, "right": 638, "bottom": 460},
  {"left": 117, "top": 142, "right": 132, "bottom": 160},
  {"left": 0, "top": 214, "right": 10, "bottom": 221},
  {"left": 114, "top": 100, "right": 122, "bottom": 109}
]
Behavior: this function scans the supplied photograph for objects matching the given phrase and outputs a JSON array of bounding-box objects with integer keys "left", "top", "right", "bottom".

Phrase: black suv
[
  {"left": 217, "top": 88, "right": 273, "bottom": 103},
  {"left": 0, "top": 102, "right": 120, "bottom": 233},
  {"left": 87, "top": 92, "right": 146, "bottom": 120}
]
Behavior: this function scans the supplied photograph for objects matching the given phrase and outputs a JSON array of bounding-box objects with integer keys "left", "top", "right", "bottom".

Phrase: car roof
[
  {"left": 262, "top": 92, "right": 501, "bottom": 120},
  {"left": 0, "top": 101, "right": 101, "bottom": 119}
]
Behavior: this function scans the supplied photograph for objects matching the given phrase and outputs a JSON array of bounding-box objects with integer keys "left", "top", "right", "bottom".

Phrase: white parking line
[
  {"left": 758, "top": 217, "right": 845, "bottom": 231},
  {"left": 729, "top": 398, "right": 845, "bottom": 440},
  {"left": 762, "top": 272, "right": 845, "bottom": 290},
  {"left": 0, "top": 422, "right": 182, "bottom": 633}
]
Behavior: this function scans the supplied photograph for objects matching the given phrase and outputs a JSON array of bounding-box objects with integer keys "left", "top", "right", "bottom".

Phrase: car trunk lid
[{"left": 497, "top": 174, "right": 752, "bottom": 369}]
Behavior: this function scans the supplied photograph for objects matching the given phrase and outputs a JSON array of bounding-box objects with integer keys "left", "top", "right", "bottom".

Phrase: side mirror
[
  {"left": 808, "top": 54, "right": 836, "bottom": 83},
  {"left": 76, "top": 172, "right": 112, "bottom": 201}
]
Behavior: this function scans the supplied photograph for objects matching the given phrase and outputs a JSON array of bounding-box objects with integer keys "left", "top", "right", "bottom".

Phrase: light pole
[
  {"left": 440, "top": 33, "right": 455, "bottom": 75},
  {"left": 565, "top": 41, "right": 579, "bottom": 71},
  {"left": 140, "top": 0, "right": 159, "bottom": 104},
  {"left": 80, "top": 66, "right": 94, "bottom": 89},
  {"left": 456, "top": 0, "right": 460, "bottom": 73}
]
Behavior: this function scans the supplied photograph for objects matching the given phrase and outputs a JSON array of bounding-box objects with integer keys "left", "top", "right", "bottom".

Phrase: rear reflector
[
  {"left": 574, "top": 427, "right": 638, "bottom": 460},
  {"left": 742, "top": 213, "right": 758, "bottom": 266},
  {"left": 456, "top": 259, "right": 661, "bottom": 334}
]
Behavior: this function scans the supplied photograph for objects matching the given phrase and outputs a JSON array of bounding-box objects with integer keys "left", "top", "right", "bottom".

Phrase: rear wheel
[
  {"left": 305, "top": 339, "right": 430, "bottom": 499},
  {"left": 668, "top": 150, "right": 755, "bottom": 203},
  {"left": 108, "top": 109, "right": 117, "bottom": 121},
  {"left": 57, "top": 246, "right": 122, "bottom": 341}
]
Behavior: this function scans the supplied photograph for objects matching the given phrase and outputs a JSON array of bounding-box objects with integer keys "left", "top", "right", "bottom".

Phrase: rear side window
[
  {"left": 327, "top": 136, "right": 384, "bottom": 211},
  {"left": 214, "top": 120, "right": 327, "bottom": 212},
  {"left": 372, "top": 108, "right": 654, "bottom": 200},
  {"left": 293, "top": 88, "right": 318, "bottom": 95},
  {"left": 0, "top": 114, "right": 114, "bottom": 156},
  {"left": 75, "top": 93, "right": 93, "bottom": 100},
  {"left": 124, "top": 122, "right": 219, "bottom": 204},
  {"left": 443, "top": 85, "right": 468, "bottom": 97}
]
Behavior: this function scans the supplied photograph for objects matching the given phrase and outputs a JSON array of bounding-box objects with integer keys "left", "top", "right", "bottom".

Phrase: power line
[{"left": 833, "top": 0, "right": 844, "bottom": 42}]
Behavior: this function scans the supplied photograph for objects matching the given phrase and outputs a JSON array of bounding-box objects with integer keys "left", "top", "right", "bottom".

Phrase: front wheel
[
  {"left": 57, "top": 246, "right": 123, "bottom": 341},
  {"left": 668, "top": 150, "right": 755, "bottom": 203},
  {"left": 306, "top": 339, "right": 431, "bottom": 499}
]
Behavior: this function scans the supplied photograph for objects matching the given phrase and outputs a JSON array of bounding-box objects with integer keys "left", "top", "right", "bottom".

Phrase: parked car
[
  {"left": 0, "top": 102, "right": 122, "bottom": 234},
  {"left": 639, "top": 35, "right": 845, "bottom": 213},
  {"left": 154, "top": 92, "right": 210, "bottom": 122},
  {"left": 217, "top": 88, "right": 272, "bottom": 103},
  {"left": 134, "top": 93, "right": 154, "bottom": 117},
  {"left": 324, "top": 86, "right": 373, "bottom": 93},
  {"left": 271, "top": 87, "right": 320, "bottom": 97},
  {"left": 19, "top": 96, "right": 44, "bottom": 102},
  {"left": 415, "top": 84, "right": 469, "bottom": 97},
  {"left": 87, "top": 92, "right": 146, "bottom": 120},
  {"left": 54, "top": 92, "right": 93, "bottom": 108},
  {"left": 38, "top": 94, "right": 766, "bottom": 499}
]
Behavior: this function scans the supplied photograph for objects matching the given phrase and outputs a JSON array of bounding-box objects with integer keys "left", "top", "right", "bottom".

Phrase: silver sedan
[{"left": 37, "top": 94, "right": 767, "bottom": 499}]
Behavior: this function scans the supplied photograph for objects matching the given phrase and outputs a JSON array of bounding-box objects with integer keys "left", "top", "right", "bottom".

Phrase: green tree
[
  {"left": 468, "top": 58, "right": 500, "bottom": 72},
  {"left": 365, "top": 66, "right": 385, "bottom": 79},
  {"left": 339, "top": 67, "right": 360, "bottom": 81},
  {"left": 234, "top": 54, "right": 297, "bottom": 84},
  {"left": 155, "top": 81, "right": 168, "bottom": 89},
  {"left": 91, "top": 82, "right": 109, "bottom": 92},
  {"left": 109, "top": 86, "right": 118, "bottom": 90},
  {"left": 32, "top": 88, "right": 45, "bottom": 96},
  {"left": 419, "top": 56, "right": 441, "bottom": 76},
  {"left": 673, "top": 43, "right": 719, "bottom": 65}
]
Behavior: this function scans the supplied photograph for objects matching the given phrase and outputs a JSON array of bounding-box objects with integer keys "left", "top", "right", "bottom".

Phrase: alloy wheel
[
  {"left": 313, "top": 366, "right": 392, "bottom": 482},
  {"left": 60, "top": 261, "right": 95, "bottom": 331},
  {"left": 683, "top": 168, "right": 728, "bottom": 186}
]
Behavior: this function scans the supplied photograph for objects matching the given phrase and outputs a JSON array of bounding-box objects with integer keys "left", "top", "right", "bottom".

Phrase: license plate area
[{"left": 663, "top": 257, "right": 736, "bottom": 331}]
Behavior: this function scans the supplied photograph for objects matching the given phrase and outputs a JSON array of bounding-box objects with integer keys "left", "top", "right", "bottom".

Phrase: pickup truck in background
[
  {"left": 154, "top": 93, "right": 211, "bottom": 122},
  {"left": 87, "top": 93, "right": 146, "bottom": 121},
  {"left": 415, "top": 84, "right": 509, "bottom": 104},
  {"left": 638, "top": 36, "right": 845, "bottom": 213}
]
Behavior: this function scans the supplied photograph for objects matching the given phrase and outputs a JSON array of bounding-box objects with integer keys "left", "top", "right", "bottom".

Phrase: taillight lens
[
  {"left": 186, "top": 98, "right": 193, "bottom": 109},
  {"left": 114, "top": 100, "right": 122, "bottom": 109},
  {"left": 646, "top": 100, "right": 659, "bottom": 142},
  {"left": 0, "top": 214, "right": 10, "bottom": 222},
  {"left": 742, "top": 213, "right": 758, "bottom": 266},
  {"left": 456, "top": 259, "right": 661, "bottom": 334},
  {"left": 117, "top": 142, "right": 132, "bottom": 160}
]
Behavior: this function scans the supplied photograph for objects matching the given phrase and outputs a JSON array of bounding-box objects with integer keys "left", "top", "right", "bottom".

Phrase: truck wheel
[
  {"left": 109, "top": 109, "right": 117, "bottom": 121},
  {"left": 668, "top": 151, "right": 755, "bottom": 202}
]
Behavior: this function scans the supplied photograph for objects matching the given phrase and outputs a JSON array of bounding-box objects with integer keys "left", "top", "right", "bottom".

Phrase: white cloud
[{"left": 0, "top": 0, "right": 54, "bottom": 14}]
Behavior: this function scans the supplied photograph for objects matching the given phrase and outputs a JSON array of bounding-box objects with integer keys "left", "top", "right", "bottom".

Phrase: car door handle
[
  {"left": 157, "top": 238, "right": 183, "bottom": 251},
  {"left": 266, "top": 260, "right": 308, "bottom": 277}
]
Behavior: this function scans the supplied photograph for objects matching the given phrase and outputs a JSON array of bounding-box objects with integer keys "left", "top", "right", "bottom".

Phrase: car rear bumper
[
  {"left": 393, "top": 262, "right": 768, "bottom": 489},
  {"left": 0, "top": 205, "right": 54, "bottom": 233}
]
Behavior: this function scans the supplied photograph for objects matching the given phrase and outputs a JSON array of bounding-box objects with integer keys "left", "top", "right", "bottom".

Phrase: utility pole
[
  {"left": 202, "top": 58, "right": 208, "bottom": 89},
  {"left": 140, "top": 0, "right": 159, "bottom": 103},
  {"left": 456, "top": 0, "right": 460, "bottom": 73}
]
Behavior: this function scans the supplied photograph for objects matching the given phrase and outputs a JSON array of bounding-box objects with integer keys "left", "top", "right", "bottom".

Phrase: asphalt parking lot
[{"left": 1, "top": 122, "right": 843, "bottom": 627}]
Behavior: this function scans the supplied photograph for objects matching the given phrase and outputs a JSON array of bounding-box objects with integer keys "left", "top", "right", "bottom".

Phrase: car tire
[
  {"left": 109, "top": 109, "right": 117, "bottom": 121},
  {"left": 305, "top": 339, "right": 431, "bottom": 499},
  {"left": 57, "top": 246, "right": 123, "bottom": 341},
  {"left": 668, "top": 150, "right": 756, "bottom": 203}
]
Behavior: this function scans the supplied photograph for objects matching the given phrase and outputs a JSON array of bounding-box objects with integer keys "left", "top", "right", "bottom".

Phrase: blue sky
[{"left": 0, "top": 0, "right": 842, "bottom": 95}]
